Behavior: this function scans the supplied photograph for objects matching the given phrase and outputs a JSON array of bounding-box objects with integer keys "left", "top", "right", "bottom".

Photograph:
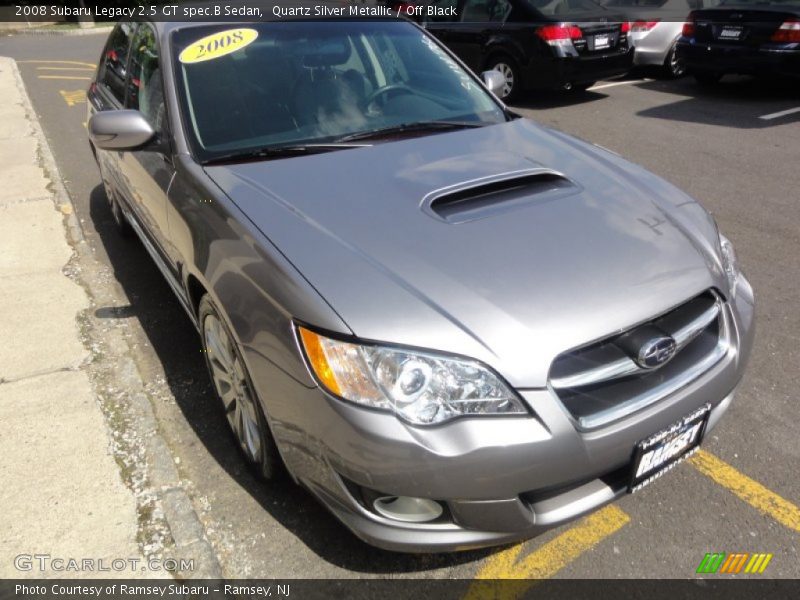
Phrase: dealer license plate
[
  {"left": 719, "top": 26, "right": 744, "bottom": 40},
  {"left": 629, "top": 404, "right": 710, "bottom": 492}
]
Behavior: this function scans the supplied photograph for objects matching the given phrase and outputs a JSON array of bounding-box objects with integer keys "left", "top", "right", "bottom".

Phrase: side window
[
  {"left": 461, "top": 0, "right": 512, "bottom": 21},
  {"left": 126, "top": 25, "right": 166, "bottom": 134},
  {"left": 98, "top": 23, "right": 136, "bottom": 104}
]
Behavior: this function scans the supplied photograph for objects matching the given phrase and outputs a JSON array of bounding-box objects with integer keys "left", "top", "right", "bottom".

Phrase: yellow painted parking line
[
  {"left": 38, "top": 75, "right": 91, "bottom": 81},
  {"left": 36, "top": 66, "right": 95, "bottom": 72},
  {"left": 689, "top": 450, "right": 800, "bottom": 533},
  {"left": 464, "top": 505, "right": 630, "bottom": 600},
  {"left": 60, "top": 90, "right": 87, "bottom": 107},
  {"left": 19, "top": 59, "right": 96, "bottom": 69}
]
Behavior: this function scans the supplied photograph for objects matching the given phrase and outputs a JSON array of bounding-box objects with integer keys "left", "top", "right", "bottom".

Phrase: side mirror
[
  {"left": 88, "top": 110, "right": 155, "bottom": 151},
  {"left": 481, "top": 70, "right": 506, "bottom": 98}
]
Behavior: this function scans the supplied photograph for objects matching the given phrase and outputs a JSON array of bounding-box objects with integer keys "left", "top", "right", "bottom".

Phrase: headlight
[
  {"left": 297, "top": 327, "right": 528, "bottom": 425},
  {"left": 719, "top": 233, "right": 740, "bottom": 298}
]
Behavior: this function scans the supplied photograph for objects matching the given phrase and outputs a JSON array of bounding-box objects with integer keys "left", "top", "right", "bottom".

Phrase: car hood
[{"left": 205, "top": 119, "right": 725, "bottom": 387}]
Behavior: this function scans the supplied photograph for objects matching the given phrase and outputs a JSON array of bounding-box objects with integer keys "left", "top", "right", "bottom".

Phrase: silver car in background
[
  {"left": 87, "top": 14, "right": 754, "bottom": 552},
  {"left": 604, "top": 0, "right": 721, "bottom": 76}
]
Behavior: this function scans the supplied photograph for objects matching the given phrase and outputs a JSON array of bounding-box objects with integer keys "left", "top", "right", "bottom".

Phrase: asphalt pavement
[{"left": 1, "top": 30, "right": 797, "bottom": 583}]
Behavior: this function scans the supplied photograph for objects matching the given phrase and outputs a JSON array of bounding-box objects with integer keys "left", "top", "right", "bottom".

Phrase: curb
[
  {"left": 7, "top": 56, "right": 224, "bottom": 580},
  {"left": 10, "top": 25, "right": 113, "bottom": 37}
]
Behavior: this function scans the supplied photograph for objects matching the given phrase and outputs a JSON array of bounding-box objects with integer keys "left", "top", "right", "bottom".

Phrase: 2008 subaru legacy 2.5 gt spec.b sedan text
[{"left": 87, "top": 12, "right": 754, "bottom": 552}]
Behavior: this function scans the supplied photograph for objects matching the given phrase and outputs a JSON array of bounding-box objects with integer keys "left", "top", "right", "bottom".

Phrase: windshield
[{"left": 171, "top": 21, "right": 506, "bottom": 162}]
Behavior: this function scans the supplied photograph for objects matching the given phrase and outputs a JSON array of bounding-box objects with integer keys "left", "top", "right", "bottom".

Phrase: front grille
[{"left": 549, "top": 290, "right": 727, "bottom": 429}]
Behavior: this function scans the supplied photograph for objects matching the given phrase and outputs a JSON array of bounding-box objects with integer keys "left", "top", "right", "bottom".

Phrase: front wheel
[
  {"left": 199, "top": 295, "right": 282, "bottom": 480},
  {"left": 485, "top": 55, "right": 520, "bottom": 102},
  {"left": 98, "top": 160, "right": 132, "bottom": 238}
]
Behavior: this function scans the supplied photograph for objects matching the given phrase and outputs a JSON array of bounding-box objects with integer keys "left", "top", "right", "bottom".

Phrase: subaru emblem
[{"left": 637, "top": 336, "right": 678, "bottom": 369}]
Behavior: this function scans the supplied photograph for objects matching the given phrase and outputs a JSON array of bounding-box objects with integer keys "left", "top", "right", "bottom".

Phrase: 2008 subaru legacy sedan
[{"left": 87, "top": 13, "right": 754, "bottom": 552}]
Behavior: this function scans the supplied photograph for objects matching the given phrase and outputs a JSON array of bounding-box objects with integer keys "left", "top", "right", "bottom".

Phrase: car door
[
  {"left": 118, "top": 23, "right": 177, "bottom": 272},
  {"left": 88, "top": 22, "right": 137, "bottom": 201}
]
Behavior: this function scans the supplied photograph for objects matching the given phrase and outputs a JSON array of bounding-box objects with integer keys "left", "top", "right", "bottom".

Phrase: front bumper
[
  {"left": 253, "top": 278, "right": 755, "bottom": 552},
  {"left": 523, "top": 48, "right": 634, "bottom": 90},
  {"left": 677, "top": 39, "right": 800, "bottom": 79}
]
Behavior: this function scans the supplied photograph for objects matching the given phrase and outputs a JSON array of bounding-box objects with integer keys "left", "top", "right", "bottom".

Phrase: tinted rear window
[{"left": 99, "top": 22, "right": 136, "bottom": 104}]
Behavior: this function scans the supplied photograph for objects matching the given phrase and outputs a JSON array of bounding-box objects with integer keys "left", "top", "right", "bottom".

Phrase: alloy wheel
[
  {"left": 492, "top": 62, "right": 515, "bottom": 99},
  {"left": 666, "top": 45, "right": 686, "bottom": 78},
  {"left": 203, "top": 314, "right": 263, "bottom": 463}
]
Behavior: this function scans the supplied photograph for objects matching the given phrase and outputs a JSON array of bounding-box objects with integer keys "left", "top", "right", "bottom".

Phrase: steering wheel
[{"left": 366, "top": 84, "right": 414, "bottom": 111}]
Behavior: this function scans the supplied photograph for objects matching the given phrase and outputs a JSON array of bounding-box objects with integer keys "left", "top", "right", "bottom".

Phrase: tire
[
  {"left": 662, "top": 43, "right": 686, "bottom": 79},
  {"left": 98, "top": 162, "right": 133, "bottom": 238},
  {"left": 199, "top": 295, "right": 282, "bottom": 480},
  {"left": 693, "top": 71, "right": 722, "bottom": 86},
  {"left": 107, "top": 188, "right": 133, "bottom": 238},
  {"left": 485, "top": 54, "right": 521, "bottom": 102}
]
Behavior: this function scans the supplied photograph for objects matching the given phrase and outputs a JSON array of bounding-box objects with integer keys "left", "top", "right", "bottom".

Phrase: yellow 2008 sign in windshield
[{"left": 179, "top": 28, "right": 258, "bottom": 64}]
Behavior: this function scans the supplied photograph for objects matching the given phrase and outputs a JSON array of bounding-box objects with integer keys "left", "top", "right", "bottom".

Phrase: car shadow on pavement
[
  {"left": 510, "top": 89, "right": 610, "bottom": 110},
  {"left": 88, "top": 184, "right": 496, "bottom": 574},
  {"left": 509, "top": 73, "right": 646, "bottom": 110},
  {"left": 634, "top": 75, "right": 800, "bottom": 129}
]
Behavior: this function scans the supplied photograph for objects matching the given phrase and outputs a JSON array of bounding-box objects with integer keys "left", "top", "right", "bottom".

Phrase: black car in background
[
  {"left": 418, "top": 0, "right": 633, "bottom": 100},
  {"left": 677, "top": 0, "right": 800, "bottom": 84}
]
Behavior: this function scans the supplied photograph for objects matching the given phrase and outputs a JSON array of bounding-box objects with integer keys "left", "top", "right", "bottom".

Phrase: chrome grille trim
[
  {"left": 548, "top": 290, "right": 729, "bottom": 430},
  {"left": 575, "top": 338, "right": 729, "bottom": 429},
  {"left": 550, "top": 356, "right": 637, "bottom": 389},
  {"left": 672, "top": 301, "right": 720, "bottom": 349},
  {"left": 550, "top": 300, "right": 721, "bottom": 390}
]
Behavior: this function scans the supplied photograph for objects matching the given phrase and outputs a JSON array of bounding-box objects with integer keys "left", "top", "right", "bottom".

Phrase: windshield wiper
[
  {"left": 333, "top": 121, "right": 489, "bottom": 143},
  {"left": 203, "top": 143, "right": 366, "bottom": 165}
]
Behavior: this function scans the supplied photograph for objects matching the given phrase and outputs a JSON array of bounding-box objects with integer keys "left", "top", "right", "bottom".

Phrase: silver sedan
[{"left": 87, "top": 14, "right": 753, "bottom": 552}]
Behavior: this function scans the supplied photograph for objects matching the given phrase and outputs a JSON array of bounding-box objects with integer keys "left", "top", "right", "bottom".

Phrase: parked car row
[
  {"left": 389, "top": 0, "right": 799, "bottom": 99},
  {"left": 599, "top": 0, "right": 720, "bottom": 78},
  {"left": 408, "top": 0, "right": 635, "bottom": 99}
]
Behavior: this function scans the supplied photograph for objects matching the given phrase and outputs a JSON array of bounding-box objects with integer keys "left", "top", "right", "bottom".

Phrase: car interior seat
[{"left": 290, "top": 39, "right": 368, "bottom": 137}]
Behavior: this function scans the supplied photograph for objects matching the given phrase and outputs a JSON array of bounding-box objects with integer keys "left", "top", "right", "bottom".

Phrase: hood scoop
[{"left": 423, "top": 169, "right": 580, "bottom": 224}]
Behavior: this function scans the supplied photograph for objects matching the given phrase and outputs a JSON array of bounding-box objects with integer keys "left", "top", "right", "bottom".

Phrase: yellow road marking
[
  {"left": 36, "top": 66, "right": 95, "bottom": 72},
  {"left": 20, "top": 59, "right": 96, "bottom": 69},
  {"left": 465, "top": 505, "right": 629, "bottom": 600},
  {"left": 689, "top": 450, "right": 800, "bottom": 533},
  {"left": 59, "top": 90, "right": 87, "bottom": 107},
  {"left": 38, "top": 76, "right": 91, "bottom": 81}
]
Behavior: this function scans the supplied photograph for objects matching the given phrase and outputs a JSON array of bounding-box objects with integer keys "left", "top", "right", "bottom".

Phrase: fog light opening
[{"left": 372, "top": 496, "right": 444, "bottom": 523}]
